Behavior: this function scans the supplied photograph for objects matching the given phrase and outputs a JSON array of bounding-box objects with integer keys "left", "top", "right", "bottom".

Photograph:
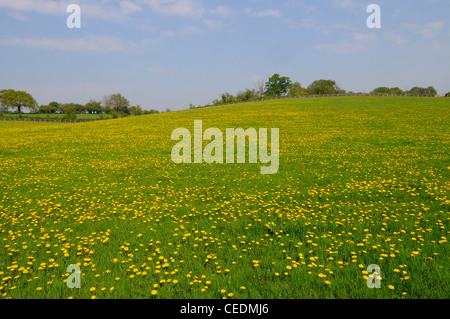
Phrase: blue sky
[{"left": 0, "top": 0, "right": 449, "bottom": 111}]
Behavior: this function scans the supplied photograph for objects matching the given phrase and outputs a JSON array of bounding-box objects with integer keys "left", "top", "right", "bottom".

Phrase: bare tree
[{"left": 254, "top": 78, "right": 266, "bottom": 97}]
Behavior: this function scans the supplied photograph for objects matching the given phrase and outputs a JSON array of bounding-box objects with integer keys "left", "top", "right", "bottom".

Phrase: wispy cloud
[
  {"left": 0, "top": 0, "right": 66, "bottom": 14},
  {"left": 352, "top": 32, "right": 376, "bottom": 42},
  {"left": 405, "top": 21, "right": 445, "bottom": 39},
  {"left": 0, "top": 35, "right": 131, "bottom": 52},
  {"left": 203, "top": 19, "right": 222, "bottom": 29},
  {"left": 0, "top": 0, "right": 142, "bottom": 21},
  {"left": 316, "top": 41, "right": 365, "bottom": 54},
  {"left": 7, "top": 10, "right": 29, "bottom": 21},
  {"left": 383, "top": 33, "right": 408, "bottom": 44},
  {"left": 209, "top": 6, "right": 234, "bottom": 17},
  {"left": 332, "top": 0, "right": 364, "bottom": 9},
  {"left": 255, "top": 9, "right": 281, "bottom": 18},
  {"left": 137, "top": 0, "right": 204, "bottom": 17}
]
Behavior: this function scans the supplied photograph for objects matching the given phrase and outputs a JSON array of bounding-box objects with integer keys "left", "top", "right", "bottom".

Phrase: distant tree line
[
  {"left": 205, "top": 77, "right": 346, "bottom": 107},
  {"left": 39, "top": 94, "right": 162, "bottom": 118},
  {"left": 1, "top": 83, "right": 447, "bottom": 118},
  {"left": 0, "top": 90, "right": 162, "bottom": 119},
  {"left": 198, "top": 74, "right": 443, "bottom": 107},
  {"left": 370, "top": 86, "right": 437, "bottom": 96}
]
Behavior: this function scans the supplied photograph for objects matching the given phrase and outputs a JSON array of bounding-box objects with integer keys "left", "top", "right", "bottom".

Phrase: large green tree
[
  {"left": 307, "top": 80, "right": 341, "bottom": 95},
  {"left": 288, "top": 82, "right": 308, "bottom": 96},
  {"left": 371, "top": 87, "right": 390, "bottom": 94},
  {"left": 102, "top": 93, "right": 130, "bottom": 114},
  {"left": 407, "top": 86, "right": 437, "bottom": 96},
  {"left": 264, "top": 74, "right": 292, "bottom": 96},
  {"left": 129, "top": 105, "right": 143, "bottom": 116},
  {"left": 0, "top": 89, "right": 38, "bottom": 113},
  {"left": 85, "top": 100, "right": 102, "bottom": 114}
]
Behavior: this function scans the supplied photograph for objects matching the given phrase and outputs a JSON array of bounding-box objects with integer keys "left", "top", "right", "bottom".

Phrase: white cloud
[
  {"left": 7, "top": 11, "right": 29, "bottom": 21},
  {"left": 255, "top": 9, "right": 280, "bottom": 18},
  {"left": 0, "top": 35, "right": 130, "bottom": 52},
  {"left": 209, "top": 6, "right": 234, "bottom": 17},
  {"left": 316, "top": 41, "right": 365, "bottom": 54},
  {"left": 418, "top": 21, "right": 445, "bottom": 38},
  {"left": 404, "top": 21, "right": 445, "bottom": 39},
  {"left": 352, "top": 32, "right": 376, "bottom": 42},
  {"left": 0, "top": 0, "right": 142, "bottom": 21},
  {"left": 203, "top": 19, "right": 222, "bottom": 29},
  {"left": 138, "top": 0, "right": 204, "bottom": 17},
  {"left": 383, "top": 33, "right": 408, "bottom": 44},
  {"left": 332, "top": 0, "right": 361, "bottom": 9},
  {"left": 0, "top": 0, "right": 66, "bottom": 14}
]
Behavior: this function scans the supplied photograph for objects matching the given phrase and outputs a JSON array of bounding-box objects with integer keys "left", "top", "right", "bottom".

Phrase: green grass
[{"left": 0, "top": 96, "right": 448, "bottom": 299}]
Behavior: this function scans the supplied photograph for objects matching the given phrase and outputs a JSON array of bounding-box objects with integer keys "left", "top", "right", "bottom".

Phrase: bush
[
  {"left": 111, "top": 110, "right": 118, "bottom": 119},
  {"left": 445, "top": 92, "right": 450, "bottom": 97},
  {"left": 62, "top": 106, "right": 77, "bottom": 120},
  {"left": 0, "top": 112, "right": 3, "bottom": 118}
]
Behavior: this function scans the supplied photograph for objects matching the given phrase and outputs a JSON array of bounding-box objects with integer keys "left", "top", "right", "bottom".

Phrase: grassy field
[
  {"left": 0, "top": 113, "right": 112, "bottom": 120},
  {"left": 0, "top": 96, "right": 448, "bottom": 299}
]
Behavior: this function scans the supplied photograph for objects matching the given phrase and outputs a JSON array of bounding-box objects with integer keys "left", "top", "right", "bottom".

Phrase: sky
[{"left": 0, "top": 0, "right": 449, "bottom": 111}]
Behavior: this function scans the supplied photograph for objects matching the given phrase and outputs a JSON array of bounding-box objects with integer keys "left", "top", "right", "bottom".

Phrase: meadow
[{"left": 0, "top": 96, "right": 448, "bottom": 299}]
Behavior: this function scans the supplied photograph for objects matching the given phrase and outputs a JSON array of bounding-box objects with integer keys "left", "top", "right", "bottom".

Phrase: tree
[
  {"left": 307, "top": 80, "right": 340, "bottom": 95},
  {"left": 371, "top": 87, "right": 390, "bottom": 94},
  {"left": 236, "top": 89, "right": 257, "bottom": 102},
  {"left": 264, "top": 74, "right": 292, "bottom": 96},
  {"left": 407, "top": 86, "right": 436, "bottom": 95},
  {"left": 62, "top": 105, "right": 77, "bottom": 120},
  {"left": 73, "top": 103, "right": 85, "bottom": 114},
  {"left": 39, "top": 104, "right": 57, "bottom": 113},
  {"left": 426, "top": 86, "right": 437, "bottom": 96},
  {"left": 102, "top": 93, "right": 130, "bottom": 114},
  {"left": 48, "top": 101, "right": 60, "bottom": 112},
  {"left": 0, "top": 89, "right": 38, "bottom": 113},
  {"left": 388, "top": 87, "right": 404, "bottom": 95},
  {"left": 288, "top": 82, "right": 308, "bottom": 96},
  {"left": 445, "top": 92, "right": 450, "bottom": 97},
  {"left": 254, "top": 78, "right": 266, "bottom": 97},
  {"left": 129, "top": 105, "right": 143, "bottom": 116},
  {"left": 220, "top": 93, "right": 236, "bottom": 104},
  {"left": 143, "top": 109, "right": 160, "bottom": 115},
  {"left": 85, "top": 100, "right": 102, "bottom": 114}
]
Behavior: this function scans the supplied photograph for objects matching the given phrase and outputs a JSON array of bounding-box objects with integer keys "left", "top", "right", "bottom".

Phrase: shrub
[{"left": 62, "top": 106, "right": 77, "bottom": 120}]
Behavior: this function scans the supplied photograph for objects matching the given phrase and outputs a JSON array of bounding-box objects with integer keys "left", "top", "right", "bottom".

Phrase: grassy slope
[{"left": 0, "top": 97, "right": 448, "bottom": 299}]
